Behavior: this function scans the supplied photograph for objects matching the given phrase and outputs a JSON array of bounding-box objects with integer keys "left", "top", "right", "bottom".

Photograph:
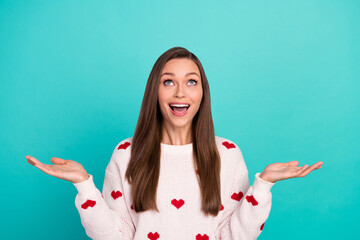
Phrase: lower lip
[{"left": 170, "top": 106, "right": 189, "bottom": 117}]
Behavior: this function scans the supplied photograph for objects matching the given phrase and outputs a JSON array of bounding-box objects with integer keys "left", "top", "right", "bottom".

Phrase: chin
[{"left": 165, "top": 117, "right": 193, "bottom": 128}]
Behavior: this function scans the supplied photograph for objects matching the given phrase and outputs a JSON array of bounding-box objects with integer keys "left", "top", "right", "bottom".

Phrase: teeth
[{"left": 170, "top": 104, "right": 190, "bottom": 107}]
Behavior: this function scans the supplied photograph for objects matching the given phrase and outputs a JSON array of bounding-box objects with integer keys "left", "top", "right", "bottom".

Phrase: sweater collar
[{"left": 160, "top": 142, "right": 193, "bottom": 153}]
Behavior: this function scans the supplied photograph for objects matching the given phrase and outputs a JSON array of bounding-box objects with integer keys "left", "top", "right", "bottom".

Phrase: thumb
[
  {"left": 51, "top": 157, "right": 67, "bottom": 165},
  {"left": 286, "top": 160, "right": 299, "bottom": 166}
]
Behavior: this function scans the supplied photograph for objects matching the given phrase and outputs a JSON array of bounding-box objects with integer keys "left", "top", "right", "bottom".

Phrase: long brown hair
[{"left": 125, "top": 47, "right": 221, "bottom": 216}]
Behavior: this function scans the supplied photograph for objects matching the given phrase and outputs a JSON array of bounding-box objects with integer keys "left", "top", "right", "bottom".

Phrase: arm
[
  {"left": 215, "top": 148, "right": 275, "bottom": 240},
  {"left": 73, "top": 145, "right": 135, "bottom": 240}
]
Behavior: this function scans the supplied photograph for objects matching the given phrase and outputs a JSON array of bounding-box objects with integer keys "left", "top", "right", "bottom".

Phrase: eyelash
[{"left": 163, "top": 79, "right": 198, "bottom": 85}]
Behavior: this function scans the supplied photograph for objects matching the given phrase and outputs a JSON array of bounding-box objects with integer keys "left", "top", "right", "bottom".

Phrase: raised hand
[
  {"left": 259, "top": 160, "right": 323, "bottom": 183},
  {"left": 25, "top": 155, "right": 90, "bottom": 183}
]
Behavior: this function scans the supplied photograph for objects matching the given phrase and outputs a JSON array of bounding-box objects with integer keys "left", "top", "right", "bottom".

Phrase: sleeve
[
  {"left": 215, "top": 147, "right": 275, "bottom": 240},
  {"left": 73, "top": 145, "right": 135, "bottom": 240}
]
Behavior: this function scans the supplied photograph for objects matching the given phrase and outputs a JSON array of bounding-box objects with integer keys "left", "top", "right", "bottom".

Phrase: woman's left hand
[{"left": 259, "top": 161, "right": 323, "bottom": 183}]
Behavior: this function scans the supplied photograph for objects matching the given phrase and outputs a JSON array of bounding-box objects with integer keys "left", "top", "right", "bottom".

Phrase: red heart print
[
  {"left": 118, "top": 142, "right": 130, "bottom": 150},
  {"left": 131, "top": 204, "right": 134, "bottom": 210},
  {"left": 195, "top": 169, "right": 199, "bottom": 175},
  {"left": 222, "top": 141, "right": 235, "bottom": 149},
  {"left": 231, "top": 191, "right": 243, "bottom": 201},
  {"left": 220, "top": 204, "right": 224, "bottom": 211},
  {"left": 147, "top": 232, "right": 159, "bottom": 240},
  {"left": 81, "top": 199, "right": 96, "bottom": 209},
  {"left": 196, "top": 234, "right": 209, "bottom": 240},
  {"left": 101, "top": 194, "right": 104, "bottom": 199},
  {"left": 171, "top": 199, "right": 185, "bottom": 209},
  {"left": 260, "top": 222, "right": 265, "bottom": 231},
  {"left": 246, "top": 195, "right": 258, "bottom": 206},
  {"left": 111, "top": 190, "right": 122, "bottom": 200}
]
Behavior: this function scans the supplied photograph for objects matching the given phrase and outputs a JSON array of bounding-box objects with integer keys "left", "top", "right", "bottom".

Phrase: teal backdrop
[{"left": 1, "top": 0, "right": 359, "bottom": 239}]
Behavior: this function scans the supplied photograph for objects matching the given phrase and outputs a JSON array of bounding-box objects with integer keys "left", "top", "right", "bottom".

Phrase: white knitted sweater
[{"left": 73, "top": 136, "right": 275, "bottom": 240}]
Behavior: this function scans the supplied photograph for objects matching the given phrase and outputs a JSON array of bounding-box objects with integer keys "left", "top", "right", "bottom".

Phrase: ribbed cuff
[
  {"left": 253, "top": 172, "right": 275, "bottom": 193},
  {"left": 73, "top": 174, "right": 99, "bottom": 195}
]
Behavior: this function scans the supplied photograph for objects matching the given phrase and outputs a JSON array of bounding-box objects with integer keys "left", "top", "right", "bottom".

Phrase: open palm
[
  {"left": 26, "top": 155, "right": 89, "bottom": 183},
  {"left": 259, "top": 160, "right": 323, "bottom": 183}
]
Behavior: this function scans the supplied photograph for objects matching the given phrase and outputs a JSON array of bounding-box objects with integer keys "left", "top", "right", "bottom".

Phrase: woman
[{"left": 26, "top": 47, "right": 323, "bottom": 240}]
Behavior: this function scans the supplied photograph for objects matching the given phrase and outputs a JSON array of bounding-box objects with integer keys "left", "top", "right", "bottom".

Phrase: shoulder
[
  {"left": 215, "top": 136, "right": 242, "bottom": 153},
  {"left": 215, "top": 136, "right": 246, "bottom": 168},
  {"left": 114, "top": 136, "right": 133, "bottom": 152},
  {"left": 105, "top": 136, "right": 133, "bottom": 174}
]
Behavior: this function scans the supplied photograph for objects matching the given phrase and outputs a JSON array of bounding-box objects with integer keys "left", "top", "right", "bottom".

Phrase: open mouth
[{"left": 169, "top": 104, "right": 190, "bottom": 114}]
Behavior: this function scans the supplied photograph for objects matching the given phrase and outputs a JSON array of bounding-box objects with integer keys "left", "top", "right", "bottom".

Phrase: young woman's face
[{"left": 158, "top": 58, "right": 203, "bottom": 130}]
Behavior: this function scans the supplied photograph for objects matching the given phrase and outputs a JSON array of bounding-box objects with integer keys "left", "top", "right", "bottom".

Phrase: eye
[
  {"left": 188, "top": 79, "right": 197, "bottom": 85},
  {"left": 164, "top": 79, "right": 174, "bottom": 86}
]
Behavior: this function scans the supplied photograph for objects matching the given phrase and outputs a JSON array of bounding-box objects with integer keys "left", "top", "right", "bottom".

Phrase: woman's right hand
[{"left": 25, "top": 155, "right": 90, "bottom": 184}]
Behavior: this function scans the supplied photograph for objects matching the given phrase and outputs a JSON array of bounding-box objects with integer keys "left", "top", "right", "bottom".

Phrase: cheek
[
  {"left": 193, "top": 90, "right": 203, "bottom": 105},
  {"left": 158, "top": 88, "right": 171, "bottom": 112},
  {"left": 158, "top": 88, "right": 167, "bottom": 104}
]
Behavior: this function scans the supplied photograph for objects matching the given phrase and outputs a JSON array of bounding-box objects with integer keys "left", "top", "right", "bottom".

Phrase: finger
[
  {"left": 298, "top": 163, "right": 320, "bottom": 177},
  {"left": 314, "top": 163, "right": 323, "bottom": 169},
  {"left": 300, "top": 164, "right": 308, "bottom": 170},
  {"left": 296, "top": 165, "right": 309, "bottom": 174},
  {"left": 310, "top": 162, "right": 323, "bottom": 170},
  {"left": 27, "top": 159, "right": 35, "bottom": 166},
  {"left": 26, "top": 156, "right": 55, "bottom": 175},
  {"left": 25, "top": 156, "right": 44, "bottom": 167}
]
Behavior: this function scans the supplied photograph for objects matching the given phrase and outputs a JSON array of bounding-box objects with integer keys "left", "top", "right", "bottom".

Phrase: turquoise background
[{"left": 1, "top": 0, "right": 359, "bottom": 239}]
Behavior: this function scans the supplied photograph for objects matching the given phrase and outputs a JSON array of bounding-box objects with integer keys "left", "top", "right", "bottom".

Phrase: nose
[{"left": 174, "top": 84, "right": 185, "bottom": 98}]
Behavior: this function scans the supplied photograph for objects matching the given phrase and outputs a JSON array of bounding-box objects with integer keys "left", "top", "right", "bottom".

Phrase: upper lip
[{"left": 168, "top": 102, "right": 191, "bottom": 106}]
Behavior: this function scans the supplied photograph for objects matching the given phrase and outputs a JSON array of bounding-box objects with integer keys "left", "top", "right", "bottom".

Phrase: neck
[{"left": 161, "top": 122, "right": 192, "bottom": 145}]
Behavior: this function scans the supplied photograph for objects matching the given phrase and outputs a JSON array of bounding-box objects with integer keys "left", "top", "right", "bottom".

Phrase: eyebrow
[{"left": 161, "top": 72, "right": 200, "bottom": 78}]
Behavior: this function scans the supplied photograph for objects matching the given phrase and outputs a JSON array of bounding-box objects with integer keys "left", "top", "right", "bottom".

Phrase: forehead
[{"left": 161, "top": 58, "right": 200, "bottom": 75}]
